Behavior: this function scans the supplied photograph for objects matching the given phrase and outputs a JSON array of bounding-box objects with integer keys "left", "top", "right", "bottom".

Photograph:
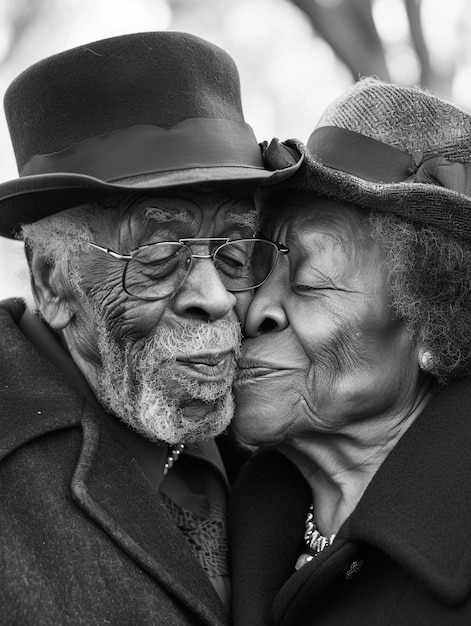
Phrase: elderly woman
[{"left": 230, "top": 78, "right": 471, "bottom": 625}]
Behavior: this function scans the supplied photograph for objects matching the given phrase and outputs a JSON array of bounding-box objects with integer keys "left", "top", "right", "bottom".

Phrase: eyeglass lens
[{"left": 123, "top": 239, "right": 279, "bottom": 300}]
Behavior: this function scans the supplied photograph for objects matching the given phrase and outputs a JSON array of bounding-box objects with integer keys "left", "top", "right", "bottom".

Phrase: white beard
[{"left": 94, "top": 315, "right": 242, "bottom": 444}]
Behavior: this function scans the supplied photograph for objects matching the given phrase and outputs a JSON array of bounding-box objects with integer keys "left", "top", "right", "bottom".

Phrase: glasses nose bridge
[
  {"left": 179, "top": 237, "right": 228, "bottom": 262},
  {"left": 178, "top": 240, "right": 234, "bottom": 305}
]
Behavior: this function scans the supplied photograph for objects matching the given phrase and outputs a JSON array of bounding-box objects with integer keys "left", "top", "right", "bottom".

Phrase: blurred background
[{"left": 0, "top": 0, "right": 468, "bottom": 300}]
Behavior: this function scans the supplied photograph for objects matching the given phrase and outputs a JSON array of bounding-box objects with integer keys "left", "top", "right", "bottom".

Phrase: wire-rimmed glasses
[{"left": 86, "top": 237, "right": 289, "bottom": 301}]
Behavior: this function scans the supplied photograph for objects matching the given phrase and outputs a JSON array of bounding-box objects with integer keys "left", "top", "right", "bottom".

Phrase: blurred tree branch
[
  {"left": 0, "top": 0, "right": 45, "bottom": 67},
  {"left": 288, "top": 0, "right": 451, "bottom": 94}
]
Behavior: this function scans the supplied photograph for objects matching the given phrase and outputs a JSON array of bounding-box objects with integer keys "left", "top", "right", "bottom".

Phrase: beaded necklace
[
  {"left": 295, "top": 504, "right": 336, "bottom": 570},
  {"left": 163, "top": 443, "right": 185, "bottom": 476}
]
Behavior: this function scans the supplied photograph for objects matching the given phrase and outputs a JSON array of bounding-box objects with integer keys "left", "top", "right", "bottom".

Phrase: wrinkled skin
[
  {"left": 32, "top": 191, "right": 254, "bottom": 442},
  {"left": 233, "top": 195, "right": 429, "bottom": 531}
]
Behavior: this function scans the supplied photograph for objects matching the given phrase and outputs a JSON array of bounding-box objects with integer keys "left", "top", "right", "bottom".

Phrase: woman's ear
[{"left": 30, "top": 252, "right": 74, "bottom": 330}]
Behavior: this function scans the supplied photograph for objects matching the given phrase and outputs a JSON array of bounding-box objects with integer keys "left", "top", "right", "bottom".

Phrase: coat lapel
[
  {"left": 347, "top": 375, "right": 471, "bottom": 604},
  {"left": 230, "top": 449, "right": 312, "bottom": 625},
  {"left": 72, "top": 407, "right": 229, "bottom": 625},
  {"left": 272, "top": 538, "right": 363, "bottom": 625}
]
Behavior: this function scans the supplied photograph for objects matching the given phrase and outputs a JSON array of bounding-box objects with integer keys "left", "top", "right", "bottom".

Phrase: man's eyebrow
[
  {"left": 144, "top": 207, "right": 191, "bottom": 223},
  {"left": 227, "top": 210, "right": 257, "bottom": 230}
]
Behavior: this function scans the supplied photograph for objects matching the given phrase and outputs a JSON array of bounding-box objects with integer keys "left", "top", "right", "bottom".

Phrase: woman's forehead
[
  {"left": 266, "top": 195, "right": 371, "bottom": 241},
  {"left": 264, "top": 196, "right": 384, "bottom": 278}
]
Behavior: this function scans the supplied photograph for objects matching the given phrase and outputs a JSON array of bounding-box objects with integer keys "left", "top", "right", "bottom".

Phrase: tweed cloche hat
[
  {"left": 0, "top": 31, "right": 300, "bottom": 238},
  {"left": 265, "top": 77, "right": 471, "bottom": 240}
]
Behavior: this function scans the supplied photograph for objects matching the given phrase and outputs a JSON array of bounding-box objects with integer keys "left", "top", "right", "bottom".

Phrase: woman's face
[{"left": 233, "top": 195, "right": 419, "bottom": 446}]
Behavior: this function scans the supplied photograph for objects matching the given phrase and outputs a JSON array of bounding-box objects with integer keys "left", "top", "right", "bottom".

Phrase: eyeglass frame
[{"left": 85, "top": 236, "right": 289, "bottom": 301}]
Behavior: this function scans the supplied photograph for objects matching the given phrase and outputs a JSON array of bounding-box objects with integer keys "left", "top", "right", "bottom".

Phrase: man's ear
[{"left": 30, "top": 253, "right": 74, "bottom": 330}]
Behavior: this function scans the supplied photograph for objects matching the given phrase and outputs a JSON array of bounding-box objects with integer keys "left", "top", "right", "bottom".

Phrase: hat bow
[{"left": 410, "top": 152, "right": 471, "bottom": 197}]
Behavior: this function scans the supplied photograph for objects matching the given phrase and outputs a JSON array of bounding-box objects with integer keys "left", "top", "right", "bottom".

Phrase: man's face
[{"left": 63, "top": 191, "right": 255, "bottom": 443}]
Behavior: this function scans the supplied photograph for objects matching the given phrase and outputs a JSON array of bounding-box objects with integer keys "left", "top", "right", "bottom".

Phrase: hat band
[
  {"left": 308, "top": 126, "right": 471, "bottom": 197},
  {"left": 20, "top": 118, "right": 265, "bottom": 180}
]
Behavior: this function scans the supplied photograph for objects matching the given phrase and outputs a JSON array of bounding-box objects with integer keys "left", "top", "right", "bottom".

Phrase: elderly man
[{"left": 0, "top": 32, "right": 298, "bottom": 624}]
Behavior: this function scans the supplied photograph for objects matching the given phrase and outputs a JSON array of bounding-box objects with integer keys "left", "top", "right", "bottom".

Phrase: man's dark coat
[
  {"left": 0, "top": 298, "right": 229, "bottom": 625},
  {"left": 230, "top": 373, "right": 471, "bottom": 625}
]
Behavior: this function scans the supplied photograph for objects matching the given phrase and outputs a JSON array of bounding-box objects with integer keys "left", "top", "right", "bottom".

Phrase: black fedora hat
[{"left": 0, "top": 31, "right": 301, "bottom": 238}]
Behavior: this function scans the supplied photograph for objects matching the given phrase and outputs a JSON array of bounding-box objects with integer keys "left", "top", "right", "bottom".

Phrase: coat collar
[
  {"left": 0, "top": 299, "right": 83, "bottom": 454},
  {"left": 0, "top": 300, "right": 229, "bottom": 625},
  {"left": 274, "top": 375, "right": 471, "bottom": 608},
  {"left": 344, "top": 374, "right": 471, "bottom": 603}
]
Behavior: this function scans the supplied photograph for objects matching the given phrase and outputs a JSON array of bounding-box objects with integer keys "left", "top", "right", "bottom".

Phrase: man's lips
[
  {"left": 178, "top": 350, "right": 232, "bottom": 366},
  {"left": 176, "top": 350, "right": 236, "bottom": 381}
]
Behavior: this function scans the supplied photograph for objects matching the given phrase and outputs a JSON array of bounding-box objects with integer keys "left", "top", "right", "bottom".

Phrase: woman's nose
[
  {"left": 172, "top": 257, "right": 237, "bottom": 321},
  {"left": 243, "top": 274, "right": 289, "bottom": 337}
]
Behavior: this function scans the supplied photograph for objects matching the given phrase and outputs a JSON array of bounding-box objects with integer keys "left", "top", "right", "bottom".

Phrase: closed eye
[
  {"left": 291, "top": 270, "right": 336, "bottom": 292},
  {"left": 291, "top": 284, "right": 337, "bottom": 296}
]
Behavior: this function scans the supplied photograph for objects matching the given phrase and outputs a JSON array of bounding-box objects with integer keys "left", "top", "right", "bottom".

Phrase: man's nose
[
  {"left": 172, "top": 257, "right": 237, "bottom": 321},
  {"left": 243, "top": 271, "right": 289, "bottom": 337}
]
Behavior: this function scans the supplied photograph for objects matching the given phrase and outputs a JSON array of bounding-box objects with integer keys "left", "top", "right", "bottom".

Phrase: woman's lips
[
  {"left": 234, "top": 333, "right": 308, "bottom": 385},
  {"left": 235, "top": 356, "right": 294, "bottom": 384},
  {"left": 176, "top": 350, "right": 235, "bottom": 382},
  {"left": 235, "top": 364, "right": 286, "bottom": 383}
]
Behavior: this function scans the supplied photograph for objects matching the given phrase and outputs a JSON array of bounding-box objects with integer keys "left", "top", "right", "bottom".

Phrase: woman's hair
[
  {"left": 369, "top": 211, "right": 471, "bottom": 382},
  {"left": 258, "top": 187, "right": 471, "bottom": 382}
]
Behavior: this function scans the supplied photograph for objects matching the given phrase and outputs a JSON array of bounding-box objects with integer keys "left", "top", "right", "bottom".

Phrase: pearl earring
[{"left": 419, "top": 350, "right": 434, "bottom": 372}]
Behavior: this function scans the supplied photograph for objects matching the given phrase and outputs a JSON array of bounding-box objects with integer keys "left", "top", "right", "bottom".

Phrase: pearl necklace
[
  {"left": 304, "top": 504, "right": 337, "bottom": 553},
  {"left": 163, "top": 443, "right": 185, "bottom": 476},
  {"left": 295, "top": 504, "right": 336, "bottom": 570}
]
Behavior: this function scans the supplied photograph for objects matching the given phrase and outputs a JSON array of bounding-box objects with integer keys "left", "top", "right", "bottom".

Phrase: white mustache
[{"left": 144, "top": 318, "right": 243, "bottom": 359}]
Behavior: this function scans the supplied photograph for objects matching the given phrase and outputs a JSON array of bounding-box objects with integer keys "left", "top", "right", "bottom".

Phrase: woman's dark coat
[
  {"left": 0, "top": 298, "right": 229, "bottom": 625},
  {"left": 230, "top": 374, "right": 471, "bottom": 625}
]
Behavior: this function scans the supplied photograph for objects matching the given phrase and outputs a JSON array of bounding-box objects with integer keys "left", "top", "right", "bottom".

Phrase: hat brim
[
  {"left": 280, "top": 141, "right": 471, "bottom": 241},
  {"left": 0, "top": 162, "right": 301, "bottom": 239}
]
